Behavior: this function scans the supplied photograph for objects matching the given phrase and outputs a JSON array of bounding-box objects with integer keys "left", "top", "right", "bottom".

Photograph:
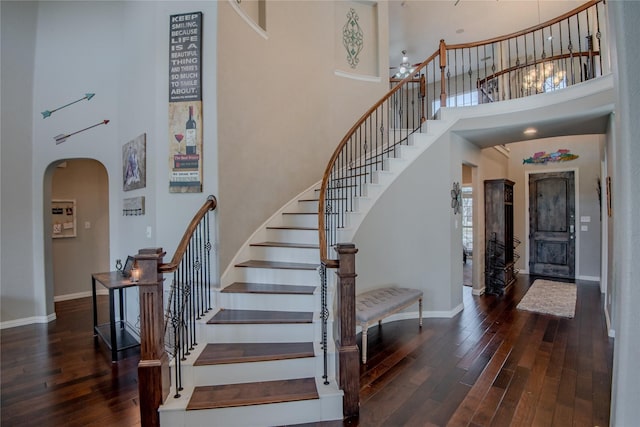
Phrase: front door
[{"left": 529, "top": 171, "right": 575, "bottom": 279}]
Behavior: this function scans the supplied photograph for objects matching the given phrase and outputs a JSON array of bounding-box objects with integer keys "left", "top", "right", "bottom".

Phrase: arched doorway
[{"left": 44, "top": 159, "right": 110, "bottom": 305}]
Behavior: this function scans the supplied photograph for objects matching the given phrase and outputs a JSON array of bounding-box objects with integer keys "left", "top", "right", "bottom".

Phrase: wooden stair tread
[
  {"left": 222, "top": 282, "right": 315, "bottom": 295},
  {"left": 235, "top": 260, "right": 319, "bottom": 270},
  {"left": 208, "top": 309, "right": 313, "bottom": 324},
  {"left": 194, "top": 342, "right": 315, "bottom": 365},
  {"left": 187, "top": 378, "right": 318, "bottom": 410},
  {"left": 250, "top": 241, "right": 319, "bottom": 249}
]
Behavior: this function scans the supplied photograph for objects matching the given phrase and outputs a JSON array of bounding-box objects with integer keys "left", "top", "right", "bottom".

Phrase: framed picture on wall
[
  {"left": 123, "top": 133, "right": 147, "bottom": 191},
  {"left": 52, "top": 199, "right": 76, "bottom": 238}
]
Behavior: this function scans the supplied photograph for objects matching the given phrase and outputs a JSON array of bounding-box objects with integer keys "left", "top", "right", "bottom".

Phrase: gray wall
[
  {"left": 608, "top": 1, "right": 640, "bottom": 424},
  {"left": 506, "top": 135, "right": 604, "bottom": 280},
  {"left": 1, "top": 1, "right": 40, "bottom": 322},
  {"left": 51, "top": 160, "right": 110, "bottom": 298},
  {"left": 0, "top": 1, "right": 219, "bottom": 326},
  {"left": 353, "top": 133, "right": 462, "bottom": 314}
]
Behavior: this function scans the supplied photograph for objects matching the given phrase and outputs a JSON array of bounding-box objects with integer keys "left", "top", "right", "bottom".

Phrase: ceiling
[{"left": 389, "top": 0, "right": 586, "bottom": 73}]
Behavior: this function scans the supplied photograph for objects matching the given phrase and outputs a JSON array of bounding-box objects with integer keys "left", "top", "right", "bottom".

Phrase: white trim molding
[
  {"left": 228, "top": 0, "right": 268, "bottom": 40},
  {"left": 0, "top": 313, "right": 56, "bottom": 330}
]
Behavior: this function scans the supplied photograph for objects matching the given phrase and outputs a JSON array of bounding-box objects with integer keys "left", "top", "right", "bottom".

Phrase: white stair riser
[
  {"left": 315, "top": 186, "right": 364, "bottom": 200},
  {"left": 281, "top": 213, "right": 318, "bottom": 228},
  {"left": 383, "top": 156, "right": 408, "bottom": 172},
  {"left": 266, "top": 228, "right": 318, "bottom": 245},
  {"left": 198, "top": 321, "right": 316, "bottom": 343},
  {"left": 218, "top": 291, "right": 318, "bottom": 312},
  {"left": 296, "top": 200, "right": 320, "bottom": 213},
  {"left": 371, "top": 170, "right": 394, "bottom": 186},
  {"left": 249, "top": 245, "right": 320, "bottom": 264},
  {"left": 159, "top": 390, "right": 343, "bottom": 427},
  {"left": 183, "top": 356, "right": 317, "bottom": 387},
  {"left": 235, "top": 267, "right": 320, "bottom": 286}
]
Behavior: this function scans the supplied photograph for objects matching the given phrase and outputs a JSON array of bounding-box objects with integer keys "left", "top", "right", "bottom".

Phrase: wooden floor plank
[{"left": 1, "top": 275, "right": 614, "bottom": 427}]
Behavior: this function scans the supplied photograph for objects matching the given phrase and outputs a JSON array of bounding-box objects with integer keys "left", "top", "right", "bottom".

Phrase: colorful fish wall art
[{"left": 523, "top": 149, "right": 579, "bottom": 164}]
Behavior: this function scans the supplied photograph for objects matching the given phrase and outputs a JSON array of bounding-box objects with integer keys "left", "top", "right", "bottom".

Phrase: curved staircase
[{"left": 157, "top": 118, "right": 453, "bottom": 426}]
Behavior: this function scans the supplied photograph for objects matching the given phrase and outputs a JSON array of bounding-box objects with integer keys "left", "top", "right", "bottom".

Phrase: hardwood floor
[{"left": 1, "top": 275, "right": 613, "bottom": 427}]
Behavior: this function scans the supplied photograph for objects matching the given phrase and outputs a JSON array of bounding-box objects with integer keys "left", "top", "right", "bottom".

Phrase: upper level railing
[
  {"left": 136, "top": 195, "right": 217, "bottom": 427},
  {"left": 318, "top": 0, "right": 606, "bottom": 268}
]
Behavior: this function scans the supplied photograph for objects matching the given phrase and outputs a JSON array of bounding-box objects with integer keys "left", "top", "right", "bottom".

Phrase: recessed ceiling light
[{"left": 524, "top": 127, "right": 538, "bottom": 136}]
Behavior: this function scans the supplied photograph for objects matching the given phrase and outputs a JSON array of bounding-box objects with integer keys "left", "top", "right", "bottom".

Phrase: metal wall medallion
[
  {"left": 451, "top": 182, "right": 462, "bottom": 215},
  {"left": 342, "top": 8, "right": 363, "bottom": 69}
]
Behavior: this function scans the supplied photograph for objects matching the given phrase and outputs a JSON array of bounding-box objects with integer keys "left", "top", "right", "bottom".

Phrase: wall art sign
[
  {"left": 523, "top": 149, "right": 579, "bottom": 164},
  {"left": 169, "top": 12, "right": 203, "bottom": 193},
  {"left": 123, "top": 133, "right": 147, "bottom": 191}
]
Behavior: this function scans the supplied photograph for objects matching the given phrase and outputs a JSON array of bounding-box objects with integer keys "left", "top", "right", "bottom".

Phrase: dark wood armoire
[{"left": 484, "top": 179, "right": 517, "bottom": 295}]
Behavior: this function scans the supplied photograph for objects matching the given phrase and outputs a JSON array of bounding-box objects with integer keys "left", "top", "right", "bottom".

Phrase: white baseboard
[
  {"left": 472, "top": 287, "right": 485, "bottom": 296},
  {"left": 54, "top": 289, "right": 108, "bottom": 302},
  {"left": 0, "top": 312, "right": 56, "bottom": 330},
  {"left": 576, "top": 275, "right": 600, "bottom": 282}
]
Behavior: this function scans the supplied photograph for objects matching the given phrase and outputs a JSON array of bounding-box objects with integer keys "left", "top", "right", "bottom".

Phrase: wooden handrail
[
  {"left": 319, "top": 0, "right": 605, "bottom": 268},
  {"left": 318, "top": 49, "right": 439, "bottom": 266},
  {"left": 159, "top": 195, "right": 217, "bottom": 273},
  {"left": 445, "top": 0, "right": 601, "bottom": 51}
]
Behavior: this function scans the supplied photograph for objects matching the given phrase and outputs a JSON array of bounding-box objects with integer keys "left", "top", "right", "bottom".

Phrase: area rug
[{"left": 516, "top": 279, "right": 577, "bottom": 318}]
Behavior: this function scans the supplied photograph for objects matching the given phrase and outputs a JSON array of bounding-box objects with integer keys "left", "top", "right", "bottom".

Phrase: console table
[{"left": 91, "top": 271, "right": 140, "bottom": 362}]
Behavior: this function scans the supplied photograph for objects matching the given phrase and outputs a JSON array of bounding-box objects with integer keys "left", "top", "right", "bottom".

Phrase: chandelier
[
  {"left": 395, "top": 50, "right": 415, "bottom": 79},
  {"left": 522, "top": 62, "right": 567, "bottom": 93}
]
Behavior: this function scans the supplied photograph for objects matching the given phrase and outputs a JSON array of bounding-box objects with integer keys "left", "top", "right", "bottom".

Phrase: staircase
[
  {"left": 158, "top": 190, "right": 343, "bottom": 426},
  {"left": 157, "top": 119, "right": 453, "bottom": 426}
]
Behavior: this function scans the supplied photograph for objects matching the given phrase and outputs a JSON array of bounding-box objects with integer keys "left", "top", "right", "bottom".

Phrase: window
[
  {"left": 462, "top": 186, "right": 473, "bottom": 256},
  {"left": 433, "top": 91, "right": 479, "bottom": 112}
]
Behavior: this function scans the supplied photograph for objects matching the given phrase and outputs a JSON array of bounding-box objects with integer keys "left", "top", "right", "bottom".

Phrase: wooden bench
[{"left": 355, "top": 287, "right": 423, "bottom": 363}]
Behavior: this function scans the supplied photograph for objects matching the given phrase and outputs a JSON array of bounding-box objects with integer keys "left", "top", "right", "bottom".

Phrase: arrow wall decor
[
  {"left": 54, "top": 119, "right": 110, "bottom": 144},
  {"left": 42, "top": 93, "right": 95, "bottom": 118}
]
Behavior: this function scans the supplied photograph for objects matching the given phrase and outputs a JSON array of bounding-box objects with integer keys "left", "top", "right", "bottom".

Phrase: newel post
[
  {"left": 136, "top": 248, "right": 170, "bottom": 427},
  {"left": 335, "top": 243, "right": 360, "bottom": 418},
  {"left": 439, "top": 39, "right": 448, "bottom": 107}
]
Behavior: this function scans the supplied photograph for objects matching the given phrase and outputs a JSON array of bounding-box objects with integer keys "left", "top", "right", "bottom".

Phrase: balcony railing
[{"left": 319, "top": 0, "right": 607, "bottom": 268}]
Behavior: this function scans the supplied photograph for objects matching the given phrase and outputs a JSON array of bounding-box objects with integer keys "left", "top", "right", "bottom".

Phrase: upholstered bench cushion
[{"left": 356, "top": 287, "right": 423, "bottom": 323}]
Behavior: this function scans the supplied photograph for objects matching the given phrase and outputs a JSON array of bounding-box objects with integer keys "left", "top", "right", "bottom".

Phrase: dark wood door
[{"left": 529, "top": 171, "right": 575, "bottom": 279}]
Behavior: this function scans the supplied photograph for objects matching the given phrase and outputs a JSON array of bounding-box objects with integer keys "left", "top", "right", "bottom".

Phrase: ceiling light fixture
[
  {"left": 395, "top": 50, "right": 415, "bottom": 79},
  {"left": 524, "top": 127, "right": 538, "bottom": 136}
]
